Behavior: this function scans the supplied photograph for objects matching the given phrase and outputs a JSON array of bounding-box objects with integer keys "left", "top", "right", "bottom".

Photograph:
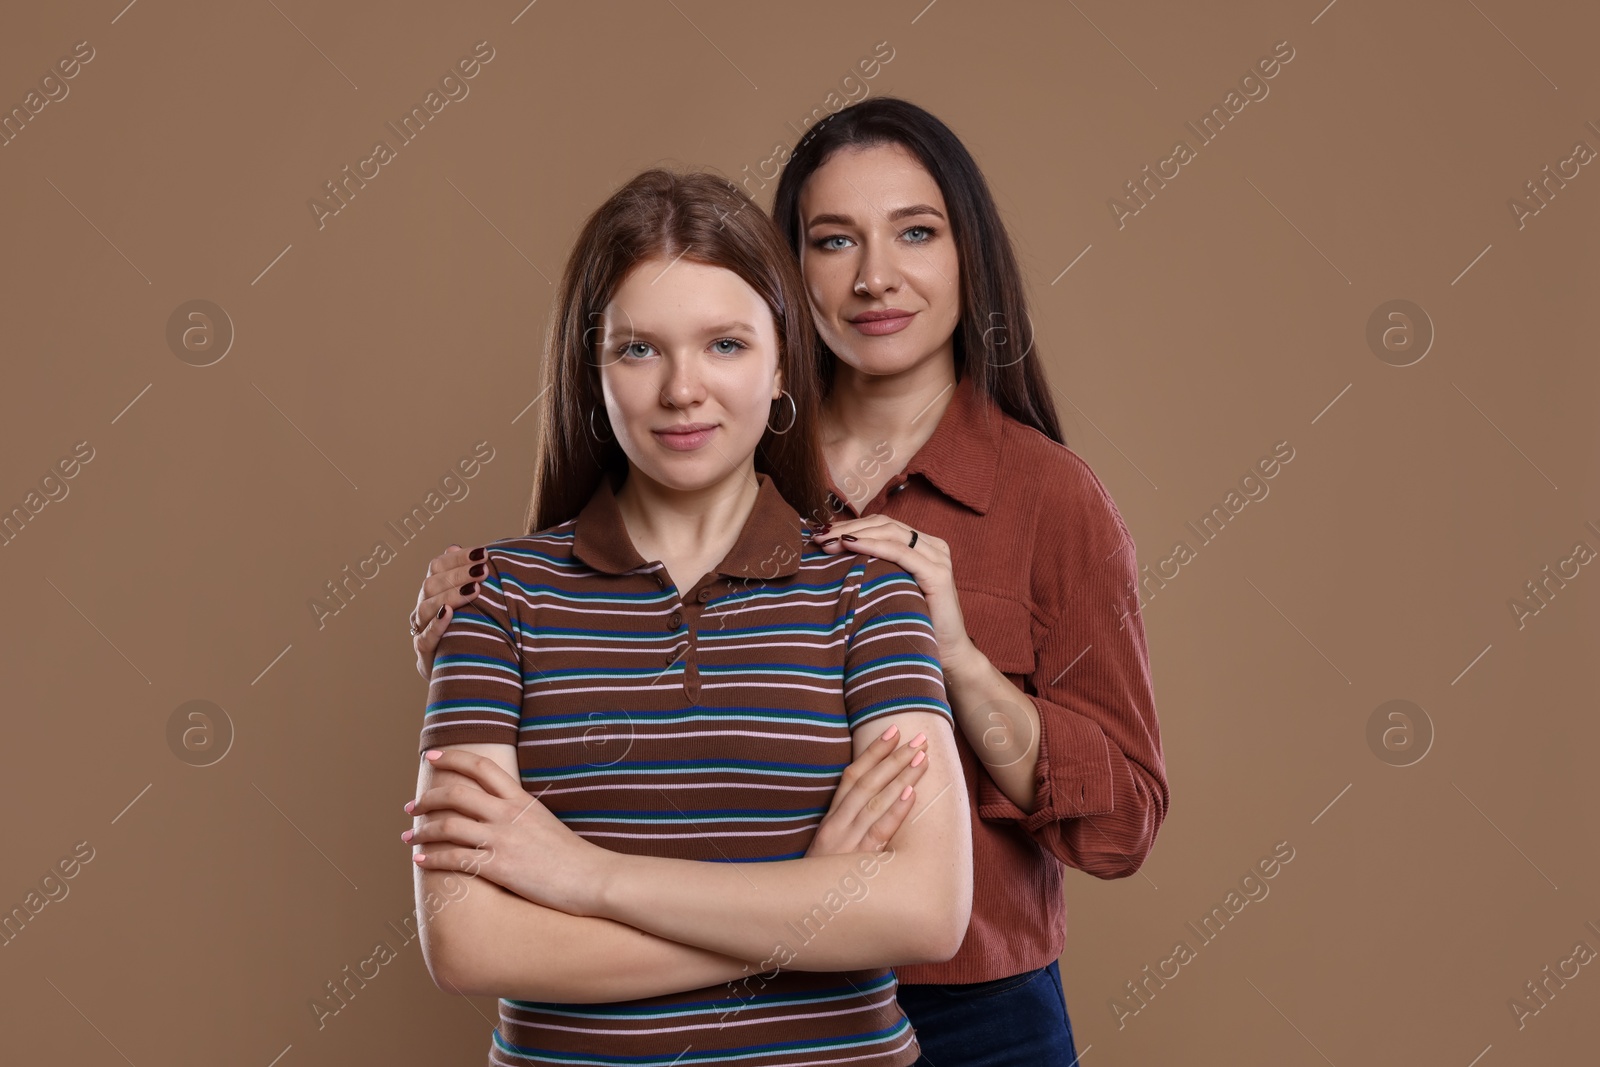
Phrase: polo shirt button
[
  {"left": 697, "top": 588, "right": 712, "bottom": 602},
  {"left": 668, "top": 611, "right": 683, "bottom": 629},
  {"left": 888, "top": 479, "right": 908, "bottom": 494}
]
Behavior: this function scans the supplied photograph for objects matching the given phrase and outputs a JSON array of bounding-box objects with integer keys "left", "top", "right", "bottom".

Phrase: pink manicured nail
[
  {"left": 404, "top": 801, "right": 415, "bottom": 813},
  {"left": 412, "top": 852, "right": 426, "bottom": 863},
  {"left": 401, "top": 830, "right": 413, "bottom": 842},
  {"left": 425, "top": 750, "right": 442, "bottom": 760},
  {"left": 911, "top": 750, "right": 926, "bottom": 767},
  {"left": 883, "top": 725, "right": 899, "bottom": 741},
  {"left": 910, "top": 732, "right": 926, "bottom": 747},
  {"left": 900, "top": 785, "right": 914, "bottom": 801}
]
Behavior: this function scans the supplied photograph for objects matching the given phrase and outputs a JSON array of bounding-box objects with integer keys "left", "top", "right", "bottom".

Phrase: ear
[{"left": 772, "top": 364, "right": 785, "bottom": 399}]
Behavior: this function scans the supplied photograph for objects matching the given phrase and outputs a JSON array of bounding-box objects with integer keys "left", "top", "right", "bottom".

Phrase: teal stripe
[
  {"left": 845, "top": 650, "right": 942, "bottom": 684},
  {"left": 489, "top": 1017, "right": 910, "bottom": 1066}
]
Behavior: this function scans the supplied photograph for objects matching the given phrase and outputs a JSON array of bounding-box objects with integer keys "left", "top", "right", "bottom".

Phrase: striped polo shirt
[{"left": 420, "top": 469, "right": 954, "bottom": 1067}]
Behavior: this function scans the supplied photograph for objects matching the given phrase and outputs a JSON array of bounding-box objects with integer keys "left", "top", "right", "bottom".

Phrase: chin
[
  {"left": 636, "top": 466, "right": 705, "bottom": 494},
  {"left": 830, "top": 339, "right": 927, "bottom": 378},
  {"left": 640, "top": 451, "right": 750, "bottom": 492}
]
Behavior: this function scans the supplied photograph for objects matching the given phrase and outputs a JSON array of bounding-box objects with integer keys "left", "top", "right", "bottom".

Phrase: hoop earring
[
  {"left": 589, "top": 407, "right": 613, "bottom": 442},
  {"left": 767, "top": 390, "right": 797, "bottom": 435}
]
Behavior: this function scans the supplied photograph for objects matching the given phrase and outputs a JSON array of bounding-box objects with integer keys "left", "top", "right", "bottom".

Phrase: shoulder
[
  {"left": 484, "top": 520, "right": 579, "bottom": 561},
  {"left": 842, "top": 554, "right": 939, "bottom": 662},
  {"left": 783, "top": 545, "right": 927, "bottom": 634},
  {"left": 844, "top": 554, "right": 931, "bottom": 644},
  {"left": 995, "top": 415, "right": 1134, "bottom": 554},
  {"left": 853, "top": 552, "right": 928, "bottom": 602},
  {"left": 792, "top": 539, "right": 914, "bottom": 597},
  {"left": 479, "top": 523, "right": 581, "bottom": 580},
  {"left": 992, "top": 417, "right": 1139, "bottom": 617},
  {"left": 458, "top": 527, "right": 583, "bottom": 625}
]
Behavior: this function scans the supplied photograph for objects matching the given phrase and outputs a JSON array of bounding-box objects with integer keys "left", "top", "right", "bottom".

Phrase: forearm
[
  {"left": 593, "top": 843, "right": 969, "bottom": 971},
  {"left": 417, "top": 866, "right": 753, "bottom": 1003},
  {"left": 942, "top": 643, "right": 1042, "bottom": 812},
  {"left": 589, "top": 710, "right": 974, "bottom": 970}
]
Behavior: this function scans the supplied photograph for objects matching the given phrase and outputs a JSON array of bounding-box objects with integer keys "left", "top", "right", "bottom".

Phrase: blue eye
[
  {"left": 711, "top": 338, "right": 747, "bottom": 355},
  {"left": 903, "top": 225, "right": 934, "bottom": 243},
  {"left": 619, "top": 341, "right": 654, "bottom": 359},
  {"left": 816, "top": 235, "right": 853, "bottom": 251}
]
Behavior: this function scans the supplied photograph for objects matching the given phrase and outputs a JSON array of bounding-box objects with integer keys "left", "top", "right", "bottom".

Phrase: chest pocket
[{"left": 956, "top": 586, "right": 1037, "bottom": 679}]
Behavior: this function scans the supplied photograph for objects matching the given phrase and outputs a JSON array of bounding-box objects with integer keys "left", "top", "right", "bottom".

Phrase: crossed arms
[{"left": 411, "top": 710, "right": 971, "bottom": 1003}]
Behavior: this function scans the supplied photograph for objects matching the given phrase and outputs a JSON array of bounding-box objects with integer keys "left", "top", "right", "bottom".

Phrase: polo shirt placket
[
  {"left": 570, "top": 471, "right": 806, "bottom": 706},
  {"left": 638, "top": 567, "right": 716, "bottom": 702}
]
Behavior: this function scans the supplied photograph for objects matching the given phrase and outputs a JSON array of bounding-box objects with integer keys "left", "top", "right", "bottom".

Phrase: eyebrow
[
  {"left": 601, "top": 320, "right": 761, "bottom": 340},
  {"left": 805, "top": 204, "right": 947, "bottom": 230}
]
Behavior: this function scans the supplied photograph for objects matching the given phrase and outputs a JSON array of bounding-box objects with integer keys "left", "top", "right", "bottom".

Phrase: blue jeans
[{"left": 896, "top": 960, "right": 1080, "bottom": 1067}]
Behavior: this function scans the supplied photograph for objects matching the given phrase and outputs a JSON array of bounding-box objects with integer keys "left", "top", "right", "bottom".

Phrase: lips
[
  {"left": 848, "top": 308, "right": 917, "bottom": 336},
  {"left": 652, "top": 423, "right": 718, "bottom": 452}
]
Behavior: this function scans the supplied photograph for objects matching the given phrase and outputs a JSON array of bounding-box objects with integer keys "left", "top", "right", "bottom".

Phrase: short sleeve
[
  {"left": 842, "top": 556, "right": 952, "bottom": 732},
  {"left": 419, "top": 550, "right": 524, "bottom": 753}
]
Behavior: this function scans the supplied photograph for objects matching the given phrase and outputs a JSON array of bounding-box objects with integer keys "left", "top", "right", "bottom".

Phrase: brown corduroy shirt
[{"left": 823, "top": 371, "right": 1169, "bottom": 985}]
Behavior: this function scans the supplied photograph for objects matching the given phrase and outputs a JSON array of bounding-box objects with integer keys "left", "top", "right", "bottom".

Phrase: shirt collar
[
  {"left": 572, "top": 470, "right": 804, "bottom": 579},
  {"left": 888, "top": 371, "right": 1003, "bottom": 515}
]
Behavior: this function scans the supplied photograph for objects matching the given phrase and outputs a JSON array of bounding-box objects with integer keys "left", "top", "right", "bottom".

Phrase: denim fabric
[{"left": 896, "top": 960, "right": 1080, "bottom": 1067}]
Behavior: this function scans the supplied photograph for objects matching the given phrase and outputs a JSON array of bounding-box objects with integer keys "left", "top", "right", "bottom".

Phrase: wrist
[
  {"left": 586, "top": 845, "right": 626, "bottom": 920},
  {"left": 939, "top": 635, "right": 988, "bottom": 687}
]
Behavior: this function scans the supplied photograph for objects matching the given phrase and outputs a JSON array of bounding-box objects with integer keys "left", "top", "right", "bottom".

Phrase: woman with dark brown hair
[
  {"left": 412, "top": 98, "right": 1169, "bottom": 1066},
  {"left": 405, "top": 167, "right": 972, "bottom": 1066}
]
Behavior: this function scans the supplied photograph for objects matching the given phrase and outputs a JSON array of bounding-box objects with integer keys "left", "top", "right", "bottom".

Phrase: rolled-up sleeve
[{"left": 974, "top": 481, "right": 1169, "bottom": 880}]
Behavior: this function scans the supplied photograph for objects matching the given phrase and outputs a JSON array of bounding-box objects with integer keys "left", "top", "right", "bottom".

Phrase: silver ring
[
  {"left": 908, "top": 529, "right": 918, "bottom": 549},
  {"left": 408, "top": 612, "right": 426, "bottom": 637}
]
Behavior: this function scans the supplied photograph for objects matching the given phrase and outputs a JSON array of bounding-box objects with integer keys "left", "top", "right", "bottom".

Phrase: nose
[
  {"left": 853, "top": 234, "right": 903, "bottom": 299},
  {"left": 658, "top": 350, "right": 708, "bottom": 412}
]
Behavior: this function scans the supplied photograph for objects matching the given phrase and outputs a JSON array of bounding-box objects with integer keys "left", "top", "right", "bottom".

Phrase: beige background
[{"left": 3, "top": 1, "right": 1596, "bottom": 1064}]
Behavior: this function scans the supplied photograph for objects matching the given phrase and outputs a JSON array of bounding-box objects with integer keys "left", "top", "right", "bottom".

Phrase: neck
[
  {"left": 821, "top": 347, "right": 959, "bottom": 458},
  {"left": 612, "top": 461, "right": 761, "bottom": 567}
]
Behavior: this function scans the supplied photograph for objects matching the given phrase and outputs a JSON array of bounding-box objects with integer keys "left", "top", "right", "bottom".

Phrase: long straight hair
[
  {"left": 524, "top": 169, "right": 830, "bottom": 535},
  {"left": 771, "top": 97, "right": 1064, "bottom": 445}
]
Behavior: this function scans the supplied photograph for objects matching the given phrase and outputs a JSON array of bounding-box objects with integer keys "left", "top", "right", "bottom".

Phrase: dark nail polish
[
  {"left": 818, "top": 537, "right": 838, "bottom": 546},
  {"left": 460, "top": 583, "right": 476, "bottom": 595},
  {"left": 470, "top": 564, "right": 485, "bottom": 578},
  {"left": 435, "top": 605, "right": 446, "bottom": 619},
  {"left": 469, "top": 547, "right": 485, "bottom": 561},
  {"left": 841, "top": 534, "right": 858, "bottom": 542}
]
